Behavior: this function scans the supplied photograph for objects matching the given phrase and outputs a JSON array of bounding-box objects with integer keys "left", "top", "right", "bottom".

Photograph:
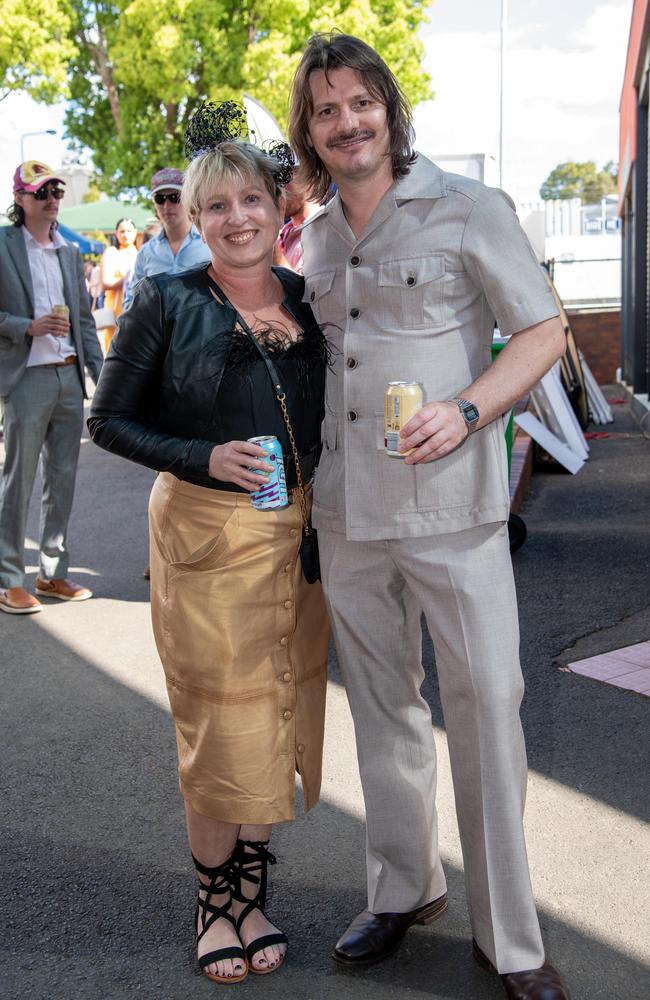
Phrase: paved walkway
[{"left": 1, "top": 391, "right": 649, "bottom": 999}]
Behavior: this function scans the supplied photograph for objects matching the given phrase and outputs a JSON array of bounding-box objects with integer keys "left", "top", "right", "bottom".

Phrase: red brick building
[{"left": 619, "top": 0, "right": 650, "bottom": 398}]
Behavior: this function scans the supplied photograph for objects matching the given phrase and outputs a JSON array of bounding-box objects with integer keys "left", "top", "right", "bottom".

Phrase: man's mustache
[{"left": 327, "top": 129, "right": 374, "bottom": 149}]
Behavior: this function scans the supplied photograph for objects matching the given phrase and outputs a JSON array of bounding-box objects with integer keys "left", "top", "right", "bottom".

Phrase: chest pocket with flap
[
  {"left": 378, "top": 255, "right": 445, "bottom": 331},
  {"left": 302, "top": 270, "right": 336, "bottom": 327}
]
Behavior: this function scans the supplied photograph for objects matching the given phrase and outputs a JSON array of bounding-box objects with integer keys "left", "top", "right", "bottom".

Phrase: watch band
[{"left": 449, "top": 397, "right": 480, "bottom": 433}]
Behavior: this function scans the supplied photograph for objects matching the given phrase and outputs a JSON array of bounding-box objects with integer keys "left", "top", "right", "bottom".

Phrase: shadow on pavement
[{"left": 1, "top": 619, "right": 648, "bottom": 1000}]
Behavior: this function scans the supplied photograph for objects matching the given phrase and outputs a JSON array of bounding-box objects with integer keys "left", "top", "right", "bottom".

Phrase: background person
[
  {"left": 120, "top": 167, "right": 211, "bottom": 580},
  {"left": 0, "top": 160, "right": 103, "bottom": 614},
  {"left": 100, "top": 217, "right": 138, "bottom": 352},
  {"left": 85, "top": 256, "right": 103, "bottom": 308},
  {"left": 88, "top": 113, "right": 329, "bottom": 985},
  {"left": 273, "top": 175, "right": 320, "bottom": 274},
  {"left": 288, "top": 33, "right": 569, "bottom": 1000},
  {"left": 141, "top": 221, "right": 162, "bottom": 243},
  {"left": 121, "top": 167, "right": 211, "bottom": 311}
]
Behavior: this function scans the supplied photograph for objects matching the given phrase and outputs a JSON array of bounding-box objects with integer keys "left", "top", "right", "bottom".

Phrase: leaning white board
[
  {"left": 514, "top": 412, "right": 586, "bottom": 475},
  {"left": 530, "top": 362, "right": 590, "bottom": 460},
  {"left": 578, "top": 350, "right": 614, "bottom": 425}
]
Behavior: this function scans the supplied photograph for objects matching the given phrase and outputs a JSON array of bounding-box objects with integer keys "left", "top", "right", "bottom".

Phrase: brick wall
[{"left": 565, "top": 309, "right": 621, "bottom": 384}]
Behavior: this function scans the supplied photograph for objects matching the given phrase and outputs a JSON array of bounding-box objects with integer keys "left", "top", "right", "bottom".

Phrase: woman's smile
[{"left": 226, "top": 230, "right": 257, "bottom": 244}]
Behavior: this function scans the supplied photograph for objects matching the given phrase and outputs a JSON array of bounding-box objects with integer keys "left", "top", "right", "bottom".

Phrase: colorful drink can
[
  {"left": 248, "top": 436, "right": 289, "bottom": 510},
  {"left": 384, "top": 382, "right": 423, "bottom": 457}
]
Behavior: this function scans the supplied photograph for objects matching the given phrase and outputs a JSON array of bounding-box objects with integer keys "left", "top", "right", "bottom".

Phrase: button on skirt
[{"left": 149, "top": 472, "right": 329, "bottom": 824}]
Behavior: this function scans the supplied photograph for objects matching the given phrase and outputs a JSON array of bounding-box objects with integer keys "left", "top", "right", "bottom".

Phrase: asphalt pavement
[{"left": 1, "top": 390, "right": 649, "bottom": 1000}]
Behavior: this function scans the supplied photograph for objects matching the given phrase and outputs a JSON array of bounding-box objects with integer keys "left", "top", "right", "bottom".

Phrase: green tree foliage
[
  {"left": 540, "top": 160, "right": 618, "bottom": 203},
  {"left": 6, "top": 0, "right": 432, "bottom": 196},
  {"left": 0, "top": 0, "right": 75, "bottom": 101}
]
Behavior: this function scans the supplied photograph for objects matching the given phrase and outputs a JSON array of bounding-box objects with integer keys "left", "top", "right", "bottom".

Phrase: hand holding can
[
  {"left": 248, "top": 436, "right": 289, "bottom": 510},
  {"left": 208, "top": 440, "right": 273, "bottom": 490},
  {"left": 385, "top": 382, "right": 423, "bottom": 457}
]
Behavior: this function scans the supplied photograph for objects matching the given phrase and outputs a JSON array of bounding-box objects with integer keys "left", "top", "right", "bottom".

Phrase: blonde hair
[{"left": 182, "top": 142, "right": 284, "bottom": 222}]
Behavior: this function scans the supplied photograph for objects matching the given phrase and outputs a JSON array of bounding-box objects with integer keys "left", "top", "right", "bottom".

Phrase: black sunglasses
[
  {"left": 153, "top": 191, "right": 181, "bottom": 205},
  {"left": 29, "top": 185, "right": 65, "bottom": 201}
]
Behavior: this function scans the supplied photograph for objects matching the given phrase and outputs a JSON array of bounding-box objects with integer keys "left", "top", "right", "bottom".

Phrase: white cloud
[{"left": 414, "top": 3, "right": 630, "bottom": 202}]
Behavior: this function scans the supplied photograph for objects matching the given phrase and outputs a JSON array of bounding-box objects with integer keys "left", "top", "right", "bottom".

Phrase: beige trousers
[{"left": 318, "top": 521, "right": 545, "bottom": 975}]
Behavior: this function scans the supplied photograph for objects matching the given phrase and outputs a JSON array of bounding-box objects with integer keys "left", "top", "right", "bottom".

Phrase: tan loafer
[
  {"left": 0, "top": 586, "right": 43, "bottom": 614},
  {"left": 34, "top": 577, "right": 93, "bottom": 602}
]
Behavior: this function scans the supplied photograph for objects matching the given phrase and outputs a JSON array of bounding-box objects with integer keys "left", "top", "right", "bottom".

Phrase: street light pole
[
  {"left": 499, "top": 0, "right": 508, "bottom": 189},
  {"left": 19, "top": 129, "right": 57, "bottom": 163}
]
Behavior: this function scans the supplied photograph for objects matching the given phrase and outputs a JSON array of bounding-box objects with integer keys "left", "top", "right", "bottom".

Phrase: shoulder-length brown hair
[
  {"left": 288, "top": 32, "right": 416, "bottom": 203},
  {"left": 6, "top": 201, "right": 25, "bottom": 226}
]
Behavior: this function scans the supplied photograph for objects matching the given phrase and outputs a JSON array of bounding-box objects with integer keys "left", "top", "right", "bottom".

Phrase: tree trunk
[
  {"left": 80, "top": 22, "right": 123, "bottom": 136},
  {"left": 165, "top": 101, "right": 177, "bottom": 135}
]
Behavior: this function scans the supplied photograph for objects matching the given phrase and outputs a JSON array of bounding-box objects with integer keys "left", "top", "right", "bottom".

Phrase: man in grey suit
[
  {"left": 0, "top": 160, "right": 104, "bottom": 614},
  {"left": 289, "top": 35, "right": 570, "bottom": 1000}
]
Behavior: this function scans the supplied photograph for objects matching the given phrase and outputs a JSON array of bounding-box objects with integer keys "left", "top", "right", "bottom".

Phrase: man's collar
[
  {"left": 302, "top": 154, "right": 446, "bottom": 231},
  {"left": 300, "top": 201, "right": 332, "bottom": 229},
  {"left": 157, "top": 223, "right": 201, "bottom": 243},
  {"left": 22, "top": 225, "right": 67, "bottom": 249},
  {"left": 393, "top": 154, "right": 446, "bottom": 202}
]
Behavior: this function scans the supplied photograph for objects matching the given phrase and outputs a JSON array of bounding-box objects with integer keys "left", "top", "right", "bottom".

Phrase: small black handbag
[{"left": 297, "top": 519, "right": 320, "bottom": 585}]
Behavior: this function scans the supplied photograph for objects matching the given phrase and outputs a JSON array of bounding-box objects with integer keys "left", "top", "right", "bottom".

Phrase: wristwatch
[{"left": 449, "top": 397, "right": 480, "bottom": 434}]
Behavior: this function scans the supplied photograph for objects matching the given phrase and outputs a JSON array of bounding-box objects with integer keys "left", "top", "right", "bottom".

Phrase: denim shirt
[{"left": 122, "top": 225, "right": 211, "bottom": 310}]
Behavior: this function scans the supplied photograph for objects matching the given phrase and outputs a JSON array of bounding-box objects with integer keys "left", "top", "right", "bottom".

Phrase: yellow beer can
[{"left": 384, "top": 382, "right": 423, "bottom": 457}]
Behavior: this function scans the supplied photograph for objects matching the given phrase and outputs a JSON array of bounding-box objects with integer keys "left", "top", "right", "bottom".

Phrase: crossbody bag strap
[{"left": 206, "top": 275, "right": 312, "bottom": 537}]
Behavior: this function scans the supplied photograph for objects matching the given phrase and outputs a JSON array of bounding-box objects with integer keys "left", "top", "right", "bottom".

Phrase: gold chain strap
[{"left": 276, "top": 393, "right": 310, "bottom": 536}]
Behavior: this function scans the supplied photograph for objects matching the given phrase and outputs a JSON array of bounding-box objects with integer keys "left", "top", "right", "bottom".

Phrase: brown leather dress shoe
[
  {"left": 473, "top": 939, "right": 570, "bottom": 999},
  {"left": 0, "top": 586, "right": 42, "bottom": 614},
  {"left": 35, "top": 577, "right": 93, "bottom": 602},
  {"left": 333, "top": 894, "right": 448, "bottom": 966}
]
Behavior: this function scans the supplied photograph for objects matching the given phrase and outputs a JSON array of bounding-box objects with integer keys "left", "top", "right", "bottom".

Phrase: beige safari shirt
[{"left": 301, "top": 155, "right": 559, "bottom": 541}]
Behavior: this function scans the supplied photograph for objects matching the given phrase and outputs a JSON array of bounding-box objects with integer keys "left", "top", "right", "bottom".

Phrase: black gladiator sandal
[
  {"left": 230, "top": 839, "right": 288, "bottom": 975},
  {"left": 192, "top": 854, "right": 248, "bottom": 984}
]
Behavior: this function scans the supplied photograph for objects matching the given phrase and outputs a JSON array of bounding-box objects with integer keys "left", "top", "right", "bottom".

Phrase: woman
[
  {"left": 88, "top": 111, "right": 329, "bottom": 986},
  {"left": 100, "top": 217, "right": 138, "bottom": 352}
]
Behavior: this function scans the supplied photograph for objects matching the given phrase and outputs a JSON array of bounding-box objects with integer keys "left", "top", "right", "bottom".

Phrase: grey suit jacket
[{"left": 0, "top": 225, "right": 104, "bottom": 397}]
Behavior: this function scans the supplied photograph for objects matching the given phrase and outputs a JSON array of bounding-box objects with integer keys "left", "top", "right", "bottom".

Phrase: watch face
[{"left": 463, "top": 403, "right": 479, "bottom": 423}]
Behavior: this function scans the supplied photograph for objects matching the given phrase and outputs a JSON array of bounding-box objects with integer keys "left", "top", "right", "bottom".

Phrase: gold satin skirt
[{"left": 149, "top": 472, "right": 329, "bottom": 824}]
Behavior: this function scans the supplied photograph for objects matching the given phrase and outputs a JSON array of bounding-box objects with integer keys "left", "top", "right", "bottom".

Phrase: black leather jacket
[{"left": 88, "top": 264, "right": 323, "bottom": 488}]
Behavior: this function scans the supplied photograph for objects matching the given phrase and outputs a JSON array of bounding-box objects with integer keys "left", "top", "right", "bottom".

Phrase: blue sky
[{"left": 0, "top": 0, "right": 634, "bottom": 208}]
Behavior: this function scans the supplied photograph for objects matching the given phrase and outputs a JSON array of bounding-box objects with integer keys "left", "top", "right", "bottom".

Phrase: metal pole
[{"left": 499, "top": 0, "right": 508, "bottom": 189}]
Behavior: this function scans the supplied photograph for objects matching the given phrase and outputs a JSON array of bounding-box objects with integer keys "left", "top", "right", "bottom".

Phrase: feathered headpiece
[{"left": 184, "top": 101, "right": 295, "bottom": 188}]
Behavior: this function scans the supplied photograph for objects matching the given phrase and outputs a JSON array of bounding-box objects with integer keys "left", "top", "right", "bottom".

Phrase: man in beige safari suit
[{"left": 289, "top": 34, "right": 570, "bottom": 1000}]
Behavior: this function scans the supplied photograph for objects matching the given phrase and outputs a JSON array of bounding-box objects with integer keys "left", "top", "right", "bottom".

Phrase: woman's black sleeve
[{"left": 87, "top": 278, "right": 214, "bottom": 478}]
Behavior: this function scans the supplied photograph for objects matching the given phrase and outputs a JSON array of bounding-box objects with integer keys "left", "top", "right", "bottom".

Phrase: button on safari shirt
[{"left": 300, "top": 154, "right": 560, "bottom": 542}]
